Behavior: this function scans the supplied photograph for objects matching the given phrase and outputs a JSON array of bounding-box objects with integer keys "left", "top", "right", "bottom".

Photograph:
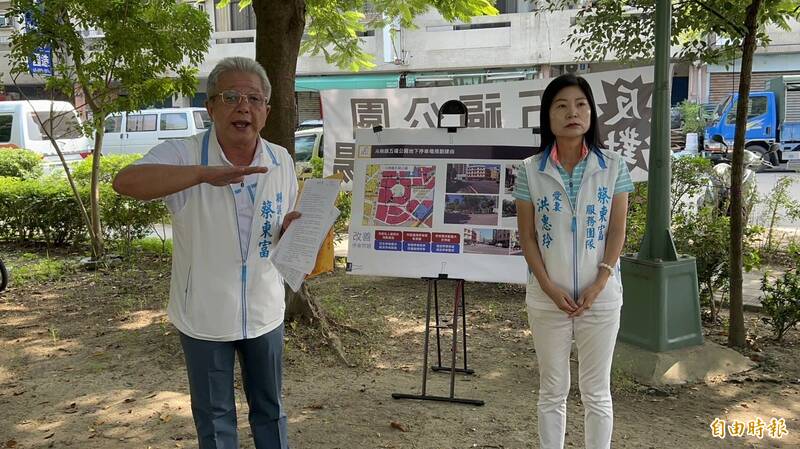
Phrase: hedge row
[{"left": 0, "top": 151, "right": 168, "bottom": 245}]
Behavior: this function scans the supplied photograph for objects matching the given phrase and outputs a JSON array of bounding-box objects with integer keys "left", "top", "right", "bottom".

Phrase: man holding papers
[
  {"left": 271, "top": 178, "right": 341, "bottom": 292},
  {"left": 113, "top": 57, "right": 299, "bottom": 449}
]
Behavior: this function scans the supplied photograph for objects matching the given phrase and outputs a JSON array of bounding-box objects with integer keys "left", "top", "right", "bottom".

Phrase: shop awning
[{"left": 295, "top": 73, "right": 401, "bottom": 91}]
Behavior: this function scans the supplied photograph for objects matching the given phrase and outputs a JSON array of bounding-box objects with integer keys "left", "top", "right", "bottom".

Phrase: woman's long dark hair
[{"left": 537, "top": 73, "right": 604, "bottom": 153}]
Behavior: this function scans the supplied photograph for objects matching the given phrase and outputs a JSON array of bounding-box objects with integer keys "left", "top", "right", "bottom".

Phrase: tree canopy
[
  {"left": 537, "top": 0, "right": 800, "bottom": 64},
  {"left": 7, "top": 0, "right": 212, "bottom": 259},
  {"left": 225, "top": 0, "right": 498, "bottom": 71}
]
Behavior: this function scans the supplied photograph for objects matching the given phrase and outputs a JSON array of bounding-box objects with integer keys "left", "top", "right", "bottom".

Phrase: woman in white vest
[
  {"left": 113, "top": 57, "right": 299, "bottom": 449},
  {"left": 513, "top": 73, "right": 634, "bottom": 449}
]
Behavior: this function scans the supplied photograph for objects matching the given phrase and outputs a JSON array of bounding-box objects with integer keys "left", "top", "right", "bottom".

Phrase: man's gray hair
[{"left": 207, "top": 57, "right": 272, "bottom": 102}]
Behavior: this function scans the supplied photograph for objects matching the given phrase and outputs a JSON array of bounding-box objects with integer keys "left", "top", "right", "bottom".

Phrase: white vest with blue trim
[
  {"left": 522, "top": 145, "right": 624, "bottom": 311},
  {"left": 166, "top": 129, "right": 297, "bottom": 341}
]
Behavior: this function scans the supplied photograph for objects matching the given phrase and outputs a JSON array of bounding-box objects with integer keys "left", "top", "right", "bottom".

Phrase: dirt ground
[{"left": 1, "top": 245, "right": 798, "bottom": 449}]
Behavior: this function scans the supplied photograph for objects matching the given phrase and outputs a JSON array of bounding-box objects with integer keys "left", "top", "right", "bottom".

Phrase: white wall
[
  {"left": 199, "top": 10, "right": 583, "bottom": 77},
  {"left": 709, "top": 53, "right": 800, "bottom": 74}
]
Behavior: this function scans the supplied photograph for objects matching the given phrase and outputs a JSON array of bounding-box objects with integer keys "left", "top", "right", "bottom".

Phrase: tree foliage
[
  {"left": 0, "top": 148, "right": 43, "bottom": 179},
  {"left": 225, "top": 0, "right": 497, "bottom": 71},
  {"left": 760, "top": 249, "right": 800, "bottom": 341},
  {"left": 8, "top": 0, "right": 212, "bottom": 125},
  {"left": 7, "top": 0, "right": 212, "bottom": 259},
  {"left": 537, "top": 0, "right": 800, "bottom": 64}
]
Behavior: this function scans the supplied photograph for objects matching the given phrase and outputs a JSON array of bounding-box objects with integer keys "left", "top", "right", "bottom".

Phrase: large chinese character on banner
[
  {"left": 403, "top": 97, "right": 440, "bottom": 128},
  {"left": 322, "top": 67, "right": 655, "bottom": 188},
  {"left": 351, "top": 98, "right": 390, "bottom": 135},
  {"left": 597, "top": 76, "right": 653, "bottom": 178}
]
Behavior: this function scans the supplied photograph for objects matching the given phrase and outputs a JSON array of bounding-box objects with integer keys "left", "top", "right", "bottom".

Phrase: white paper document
[
  {"left": 274, "top": 207, "right": 339, "bottom": 292},
  {"left": 271, "top": 178, "right": 341, "bottom": 291},
  {"left": 273, "top": 262, "right": 306, "bottom": 293}
]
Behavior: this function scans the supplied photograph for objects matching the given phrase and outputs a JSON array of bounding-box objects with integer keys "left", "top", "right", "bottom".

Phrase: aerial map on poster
[
  {"left": 362, "top": 165, "right": 436, "bottom": 227},
  {"left": 347, "top": 128, "right": 536, "bottom": 284}
]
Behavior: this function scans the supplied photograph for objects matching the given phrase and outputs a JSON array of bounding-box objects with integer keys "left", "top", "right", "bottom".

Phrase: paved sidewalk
[
  {"left": 742, "top": 266, "right": 784, "bottom": 311},
  {"left": 335, "top": 236, "right": 776, "bottom": 311}
]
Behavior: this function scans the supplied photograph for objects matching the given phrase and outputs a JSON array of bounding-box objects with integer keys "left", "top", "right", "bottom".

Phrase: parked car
[
  {"left": 0, "top": 100, "right": 93, "bottom": 167},
  {"left": 294, "top": 126, "right": 323, "bottom": 179},
  {"left": 296, "top": 119, "right": 323, "bottom": 131},
  {"left": 101, "top": 107, "right": 211, "bottom": 155}
]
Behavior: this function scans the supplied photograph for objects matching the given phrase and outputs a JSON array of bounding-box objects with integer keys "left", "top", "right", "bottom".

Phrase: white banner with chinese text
[{"left": 321, "top": 66, "right": 654, "bottom": 190}]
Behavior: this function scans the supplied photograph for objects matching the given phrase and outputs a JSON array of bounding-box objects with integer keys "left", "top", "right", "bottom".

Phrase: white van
[
  {"left": 0, "top": 100, "right": 94, "bottom": 165},
  {"left": 102, "top": 107, "right": 211, "bottom": 155}
]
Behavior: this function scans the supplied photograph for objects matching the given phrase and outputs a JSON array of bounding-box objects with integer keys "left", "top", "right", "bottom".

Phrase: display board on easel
[{"left": 347, "top": 127, "right": 537, "bottom": 284}]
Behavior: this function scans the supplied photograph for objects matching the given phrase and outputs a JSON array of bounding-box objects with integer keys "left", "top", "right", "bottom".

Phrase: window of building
[
  {"left": 495, "top": 0, "right": 518, "bottom": 14},
  {"left": 453, "top": 22, "right": 511, "bottom": 31},
  {"left": 214, "top": 0, "right": 256, "bottom": 40}
]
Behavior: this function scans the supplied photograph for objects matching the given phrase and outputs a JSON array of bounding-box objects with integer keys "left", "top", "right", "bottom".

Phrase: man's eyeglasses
[{"left": 213, "top": 90, "right": 267, "bottom": 107}]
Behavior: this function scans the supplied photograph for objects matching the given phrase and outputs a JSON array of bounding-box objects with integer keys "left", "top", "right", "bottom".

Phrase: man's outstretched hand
[{"left": 200, "top": 166, "right": 269, "bottom": 186}]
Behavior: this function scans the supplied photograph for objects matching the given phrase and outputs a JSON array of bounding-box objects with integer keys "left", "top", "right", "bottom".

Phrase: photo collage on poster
[
  {"left": 357, "top": 159, "right": 524, "bottom": 257},
  {"left": 444, "top": 163, "right": 522, "bottom": 257},
  {"left": 347, "top": 129, "right": 538, "bottom": 282}
]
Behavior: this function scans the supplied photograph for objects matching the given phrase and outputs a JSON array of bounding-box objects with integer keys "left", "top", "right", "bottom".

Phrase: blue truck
[{"left": 704, "top": 75, "right": 800, "bottom": 164}]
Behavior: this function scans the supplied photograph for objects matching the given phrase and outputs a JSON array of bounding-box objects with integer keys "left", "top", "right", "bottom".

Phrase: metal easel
[
  {"left": 391, "top": 101, "right": 483, "bottom": 406},
  {"left": 391, "top": 276, "right": 484, "bottom": 406}
]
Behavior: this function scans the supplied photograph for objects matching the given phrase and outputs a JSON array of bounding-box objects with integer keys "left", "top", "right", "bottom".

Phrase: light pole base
[{"left": 619, "top": 255, "right": 703, "bottom": 352}]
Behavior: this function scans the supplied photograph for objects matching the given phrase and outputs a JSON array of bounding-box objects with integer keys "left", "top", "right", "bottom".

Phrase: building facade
[{"left": 1, "top": 1, "right": 798, "bottom": 118}]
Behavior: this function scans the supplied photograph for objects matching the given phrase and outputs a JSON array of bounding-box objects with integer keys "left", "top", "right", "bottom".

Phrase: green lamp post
[{"left": 618, "top": 0, "right": 704, "bottom": 352}]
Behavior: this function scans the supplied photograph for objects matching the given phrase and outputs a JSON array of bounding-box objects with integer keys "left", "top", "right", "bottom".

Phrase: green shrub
[
  {"left": 760, "top": 255, "right": 800, "bottom": 341},
  {"left": 310, "top": 156, "right": 324, "bottom": 179},
  {"left": 759, "top": 176, "right": 800, "bottom": 254},
  {"left": 0, "top": 174, "right": 168, "bottom": 247},
  {"left": 670, "top": 155, "right": 712, "bottom": 213},
  {"left": 624, "top": 156, "right": 713, "bottom": 254},
  {"left": 334, "top": 191, "right": 351, "bottom": 242},
  {"left": 0, "top": 148, "right": 43, "bottom": 179},
  {"left": 100, "top": 183, "right": 169, "bottom": 244},
  {"left": 679, "top": 100, "right": 706, "bottom": 134},
  {"left": 625, "top": 156, "right": 762, "bottom": 321},
  {"left": 624, "top": 182, "right": 647, "bottom": 254},
  {"left": 73, "top": 153, "right": 142, "bottom": 185},
  {"left": 0, "top": 176, "right": 88, "bottom": 244},
  {"left": 129, "top": 236, "right": 173, "bottom": 256}
]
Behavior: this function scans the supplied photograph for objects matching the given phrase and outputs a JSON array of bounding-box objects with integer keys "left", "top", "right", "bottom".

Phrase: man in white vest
[{"left": 113, "top": 57, "right": 299, "bottom": 449}]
